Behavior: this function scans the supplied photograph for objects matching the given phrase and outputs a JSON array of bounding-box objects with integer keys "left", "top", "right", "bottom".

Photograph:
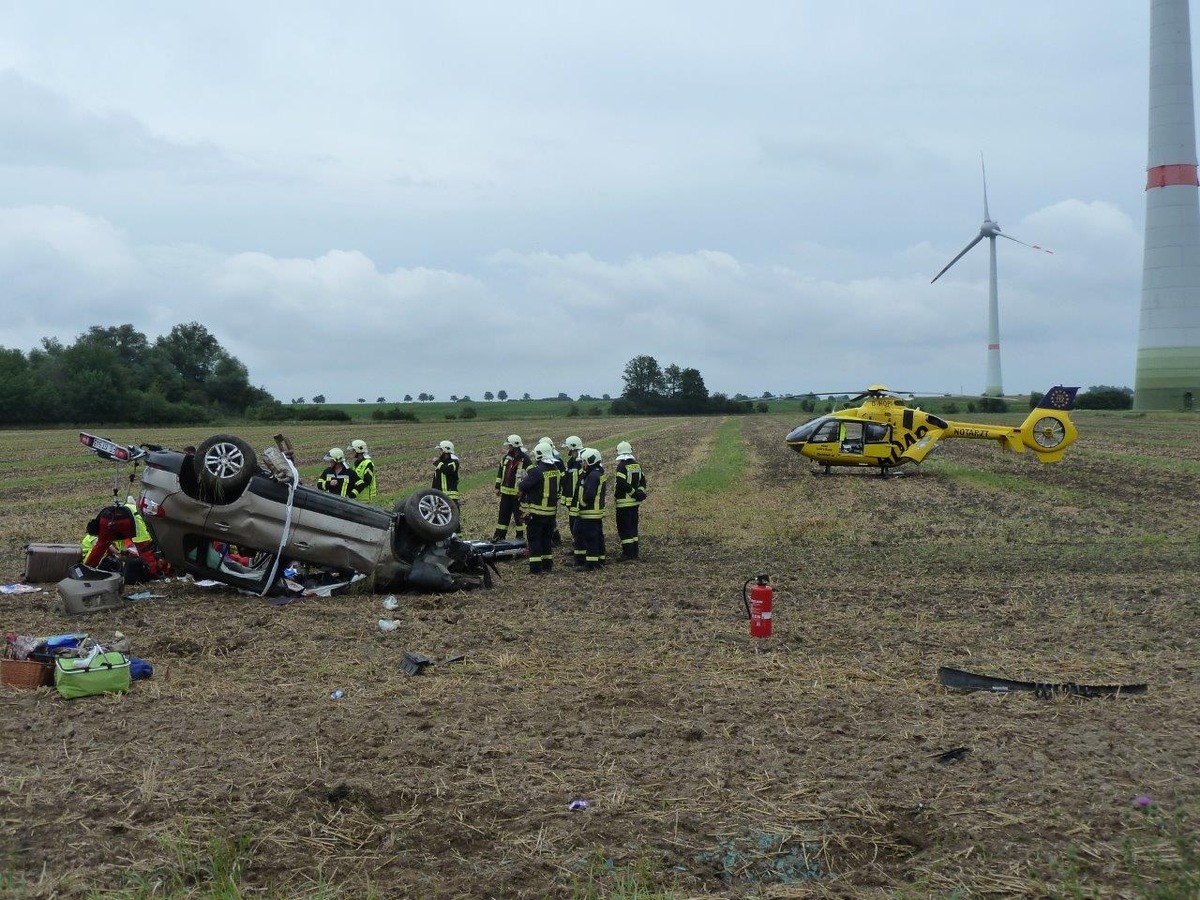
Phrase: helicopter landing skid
[{"left": 810, "top": 466, "right": 912, "bottom": 478}]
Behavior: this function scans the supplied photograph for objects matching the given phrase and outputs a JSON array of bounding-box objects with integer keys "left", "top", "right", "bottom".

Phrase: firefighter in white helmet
[
  {"left": 613, "top": 440, "right": 647, "bottom": 560},
  {"left": 493, "top": 434, "right": 531, "bottom": 541},
  {"left": 519, "top": 441, "right": 562, "bottom": 573},
  {"left": 317, "top": 448, "right": 359, "bottom": 498},
  {"left": 560, "top": 436, "right": 584, "bottom": 555},
  {"left": 572, "top": 447, "right": 607, "bottom": 569},
  {"left": 348, "top": 439, "right": 376, "bottom": 502},
  {"left": 433, "top": 440, "right": 460, "bottom": 505}
]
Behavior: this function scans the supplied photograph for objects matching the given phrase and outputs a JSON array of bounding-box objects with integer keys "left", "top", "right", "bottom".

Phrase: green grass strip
[{"left": 675, "top": 417, "right": 745, "bottom": 494}]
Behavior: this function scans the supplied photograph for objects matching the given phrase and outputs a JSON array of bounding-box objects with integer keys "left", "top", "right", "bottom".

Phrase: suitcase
[{"left": 22, "top": 543, "right": 82, "bottom": 583}]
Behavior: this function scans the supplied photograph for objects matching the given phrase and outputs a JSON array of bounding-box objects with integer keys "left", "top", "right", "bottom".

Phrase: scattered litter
[
  {"left": 378, "top": 619, "right": 399, "bottom": 633},
  {"left": 190, "top": 579, "right": 224, "bottom": 588},
  {"left": 399, "top": 652, "right": 464, "bottom": 676},
  {"left": 123, "top": 591, "right": 164, "bottom": 602},
  {"left": 401, "top": 652, "right": 432, "bottom": 675},
  {"left": 1, "top": 584, "right": 40, "bottom": 595},
  {"left": 932, "top": 746, "right": 970, "bottom": 763},
  {"left": 937, "top": 666, "right": 1147, "bottom": 698},
  {"left": 330, "top": 690, "right": 345, "bottom": 700},
  {"left": 567, "top": 799, "right": 591, "bottom": 811},
  {"left": 382, "top": 595, "right": 399, "bottom": 610}
]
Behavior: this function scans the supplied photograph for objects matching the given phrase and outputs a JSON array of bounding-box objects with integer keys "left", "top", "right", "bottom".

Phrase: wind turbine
[{"left": 931, "top": 156, "right": 1052, "bottom": 397}]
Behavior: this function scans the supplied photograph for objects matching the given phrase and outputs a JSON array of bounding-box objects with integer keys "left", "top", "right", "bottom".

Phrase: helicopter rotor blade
[{"left": 931, "top": 234, "right": 984, "bottom": 283}]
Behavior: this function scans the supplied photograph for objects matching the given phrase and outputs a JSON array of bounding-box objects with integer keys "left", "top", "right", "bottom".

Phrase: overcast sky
[{"left": 0, "top": 3, "right": 1164, "bottom": 402}]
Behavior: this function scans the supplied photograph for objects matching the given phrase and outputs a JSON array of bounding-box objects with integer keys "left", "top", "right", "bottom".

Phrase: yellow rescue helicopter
[{"left": 785, "top": 385, "right": 1079, "bottom": 476}]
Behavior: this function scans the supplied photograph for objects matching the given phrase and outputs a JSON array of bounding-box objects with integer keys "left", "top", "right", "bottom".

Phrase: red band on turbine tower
[
  {"left": 987, "top": 343, "right": 1000, "bottom": 350},
  {"left": 1146, "top": 164, "right": 1200, "bottom": 189}
]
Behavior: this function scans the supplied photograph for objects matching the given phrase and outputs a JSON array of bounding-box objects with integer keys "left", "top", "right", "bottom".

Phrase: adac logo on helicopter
[{"left": 785, "top": 385, "right": 1079, "bottom": 476}]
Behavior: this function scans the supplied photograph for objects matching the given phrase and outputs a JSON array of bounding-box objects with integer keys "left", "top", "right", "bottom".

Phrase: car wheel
[
  {"left": 194, "top": 434, "right": 257, "bottom": 501},
  {"left": 400, "top": 488, "right": 459, "bottom": 542}
]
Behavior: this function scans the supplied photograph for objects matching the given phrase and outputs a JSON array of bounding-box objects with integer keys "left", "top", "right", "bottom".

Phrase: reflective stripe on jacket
[
  {"left": 519, "top": 462, "right": 561, "bottom": 515},
  {"left": 614, "top": 457, "right": 645, "bottom": 508},
  {"left": 575, "top": 466, "right": 607, "bottom": 519},
  {"left": 434, "top": 454, "right": 460, "bottom": 499},
  {"left": 354, "top": 457, "right": 377, "bottom": 501},
  {"left": 495, "top": 450, "right": 530, "bottom": 496}
]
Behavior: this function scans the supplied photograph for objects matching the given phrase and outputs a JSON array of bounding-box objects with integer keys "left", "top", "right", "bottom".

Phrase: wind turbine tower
[
  {"left": 1136, "top": 0, "right": 1200, "bottom": 410},
  {"left": 932, "top": 158, "right": 1051, "bottom": 397}
]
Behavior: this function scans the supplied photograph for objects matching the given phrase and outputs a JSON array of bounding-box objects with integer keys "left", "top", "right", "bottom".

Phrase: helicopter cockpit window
[
  {"left": 864, "top": 422, "right": 889, "bottom": 442},
  {"left": 810, "top": 420, "right": 842, "bottom": 444}
]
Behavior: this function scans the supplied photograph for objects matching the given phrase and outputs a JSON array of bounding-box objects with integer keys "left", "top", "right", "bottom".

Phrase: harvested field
[{"left": 1, "top": 413, "right": 1198, "bottom": 898}]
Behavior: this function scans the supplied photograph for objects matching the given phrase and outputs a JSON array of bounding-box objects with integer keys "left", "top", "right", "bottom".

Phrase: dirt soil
[{"left": 0, "top": 414, "right": 1197, "bottom": 898}]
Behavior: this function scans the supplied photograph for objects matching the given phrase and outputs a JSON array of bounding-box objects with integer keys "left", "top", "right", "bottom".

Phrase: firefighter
[
  {"left": 317, "top": 448, "right": 359, "bottom": 497},
  {"left": 493, "top": 434, "right": 530, "bottom": 541},
  {"left": 560, "top": 435, "right": 584, "bottom": 557},
  {"left": 433, "top": 440, "right": 460, "bottom": 505},
  {"left": 613, "top": 440, "right": 648, "bottom": 560},
  {"left": 536, "top": 436, "right": 566, "bottom": 545},
  {"left": 519, "top": 441, "right": 561, "bottom": 574},
  {"left": 349, "top": 439, "right": 376, "bottom": 502},
  {"left": 572, "top": 448, "right": 607, "bottom": 569}
]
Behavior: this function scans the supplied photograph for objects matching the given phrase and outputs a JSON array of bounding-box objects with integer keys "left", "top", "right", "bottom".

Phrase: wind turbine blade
[
  {"left": 997, "top": 232, "right": 1054, "bottom": 254},
  {"left": 931, "top": 234, "right": 985, "bottom": 283},
  {"left": 981, "top": 153, "right": 990, "bottom": 221}
]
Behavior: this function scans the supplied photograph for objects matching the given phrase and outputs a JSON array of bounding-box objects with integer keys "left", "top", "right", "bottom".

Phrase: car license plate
[{"left": 80, "top": 433, "right": 129, "bottom": 460}]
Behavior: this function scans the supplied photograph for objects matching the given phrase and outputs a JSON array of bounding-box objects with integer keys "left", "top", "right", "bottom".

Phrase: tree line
[
  {"left": 0, "top": 323, "right": 273, "bottom": 425},
  {"left": 612, "top": 355, "right": 768, "bottom": 415}
]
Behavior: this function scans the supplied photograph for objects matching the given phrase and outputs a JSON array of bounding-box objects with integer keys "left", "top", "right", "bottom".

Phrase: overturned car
[{"left": 80, "top": 432, "right": 491, "bottom": 594}]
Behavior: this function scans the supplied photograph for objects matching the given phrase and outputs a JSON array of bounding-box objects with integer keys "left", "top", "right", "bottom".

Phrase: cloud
[
  {"left": 0, "top": 70, "right": 228, "bottom": 172},
  {"left": 0, "top": 199, "right": 1143, "bottom": 401}
]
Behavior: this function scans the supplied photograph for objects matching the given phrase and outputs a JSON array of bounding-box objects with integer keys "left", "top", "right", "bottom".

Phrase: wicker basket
[{"left": 1, "top": 657, "right": 53, "bottom": 689}]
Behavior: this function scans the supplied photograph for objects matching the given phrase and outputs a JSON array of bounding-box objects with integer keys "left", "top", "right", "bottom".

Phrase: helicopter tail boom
[{"left": 943, "top": 386, "right": 1079, "bottom": 462}]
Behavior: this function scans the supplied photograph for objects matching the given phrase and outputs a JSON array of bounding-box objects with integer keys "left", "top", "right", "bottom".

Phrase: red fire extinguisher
[{"left": 742, "top": 574, "right": 774, "bottom": 638}]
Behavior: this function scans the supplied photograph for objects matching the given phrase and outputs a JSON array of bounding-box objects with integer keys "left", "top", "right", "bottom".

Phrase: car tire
[
  {"left": 399, "top": 489, "right": 459, "bottom": 542},
  {"left": 194, "top": 434, "right": 257, "bottom": 502}
]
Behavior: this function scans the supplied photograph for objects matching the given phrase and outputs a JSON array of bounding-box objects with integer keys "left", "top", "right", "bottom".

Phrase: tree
[
  {"left": 450, "top": 395, "right": 459, "bottom": 403},
  {"left": 622, "top": 355, "right": 665, "bottom": 400},
  {"left": 376, "top": 396, "right": 385, "bottom": 403},
  {"left": 557, "top": 392, "right": 571, "bottom": 401},
  {"left": 484, "top": 391, "right": 494, "bottom": 401},
  {"left": 1077, "top": 385, "right": 1133, "bottom": 410},
  {"left": 154, "top": 322, "right": 223, "bottom": 401},
  {"left": 497, "top": 390, "right": 508, "bottom": 401},
  {"left": 404, "top": 394, "right": 413, "bottom": 402},
  {"left": 678, "top": 367, "right": 708, "bottom": 410},
  {"left": 663, "top": 363, "right": 682, "bottom": 397},
  {"left": 313, "top": 394, "right": 326, "bottom": 404},
  {"left": 357, "top": 397, "right": 366, "bottom": 404},
  {"left": 521, "top": 392, "right": 531, "bottom": 401},
  {"left": 418, "top": 393, "right": 429, "bottom": 402}
]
